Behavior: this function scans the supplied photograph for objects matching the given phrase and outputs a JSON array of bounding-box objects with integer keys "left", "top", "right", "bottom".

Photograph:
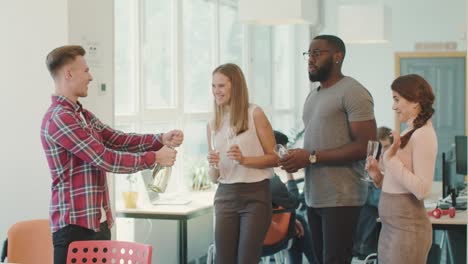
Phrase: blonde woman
[
  {"left": 207, "top": 63, "right": 278, "bottom": 264},
  {"left": 366, "top": 74, "right": 437, "bottom": 263}
]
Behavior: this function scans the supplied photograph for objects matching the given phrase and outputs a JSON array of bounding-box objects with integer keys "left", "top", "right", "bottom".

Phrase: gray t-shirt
[{"left": 302, "top": 76, "right": 374, "bottom": 208}]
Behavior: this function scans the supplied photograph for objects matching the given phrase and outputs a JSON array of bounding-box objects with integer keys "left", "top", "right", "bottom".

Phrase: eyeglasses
[{"left": 302, "top": 49, "right": 330, "bottom": 60}]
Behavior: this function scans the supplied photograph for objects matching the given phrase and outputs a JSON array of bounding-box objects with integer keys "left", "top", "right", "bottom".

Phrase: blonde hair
[{"left": 212, "top": 63, "right": 249, "bottom": 135}]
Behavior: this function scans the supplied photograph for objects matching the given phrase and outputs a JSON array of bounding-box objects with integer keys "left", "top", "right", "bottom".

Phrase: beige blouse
[{"left": 382, "top": 121, "right": 438, "bottom": 200}]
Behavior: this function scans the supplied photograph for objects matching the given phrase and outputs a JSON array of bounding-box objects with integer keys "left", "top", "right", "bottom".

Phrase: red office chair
[
  {"left": 67, "top": 240, "right": 152, "bottom": 264},
  {"left": 261, "top": 207, "right": 296, "bottom": 263}
]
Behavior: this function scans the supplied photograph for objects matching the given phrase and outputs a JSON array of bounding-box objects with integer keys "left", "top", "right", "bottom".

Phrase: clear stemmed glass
[
  {"left": 274, "top": 144, "right": 289, "bottom": 159},
  {"left": 227, "top": 127, "right": 239, "bottom": 164},
  {"left": 363, "top": 140, "right": 380, "bottom": 182},
  {"left": 210, "top": 130, "right": 218, "bottom": 169}
]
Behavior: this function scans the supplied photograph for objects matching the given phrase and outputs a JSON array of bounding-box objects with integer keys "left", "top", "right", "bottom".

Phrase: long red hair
[{"left": 391, "top": 74, "right": 435, "bottom": 148}]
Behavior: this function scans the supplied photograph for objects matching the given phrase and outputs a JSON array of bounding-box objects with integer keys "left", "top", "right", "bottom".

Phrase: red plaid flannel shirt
[{"left": 41, "top": 95, "right": 162, "bottom": 232}]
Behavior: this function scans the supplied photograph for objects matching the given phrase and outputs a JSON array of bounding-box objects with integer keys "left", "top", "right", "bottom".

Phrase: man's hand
[
  {"left": 155, "top": 146, "right": 177, "bottom": 167},
  {"left": 162, "top": 130, "right": 184, "bottom": 148},
  {"left": 294, "top": 219, "right": 304, "bottom": 237},
  {"left": 278, "top": 148, "right": 311, "bottom": 173}
]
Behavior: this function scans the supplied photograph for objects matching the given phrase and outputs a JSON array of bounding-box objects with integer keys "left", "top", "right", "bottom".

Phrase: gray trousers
[{"left": 214, "top": 179, "right": 272, "bottom": 264}]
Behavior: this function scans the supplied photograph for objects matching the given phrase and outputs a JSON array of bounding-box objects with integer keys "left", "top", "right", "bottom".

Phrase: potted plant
[
  {"left": 122, "top": 174, "right": 138, "bottom": 208},
  {"left": 185, "top": 158, "right": 212, "bottom": 191},
  {"left": 192, "top": 164, "right": 212, "bottom": 191}
]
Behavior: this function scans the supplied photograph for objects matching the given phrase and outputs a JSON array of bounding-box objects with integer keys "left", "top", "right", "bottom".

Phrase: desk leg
[{"left": 178, "top": 219, "right": 188, "bottom": 264}]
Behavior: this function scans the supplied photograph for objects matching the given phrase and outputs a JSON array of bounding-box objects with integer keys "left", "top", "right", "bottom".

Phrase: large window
[
  {"left": 142, "top": 0, "right": 175, "bottom": 109},
  {"left": 114, "top": 0, "right": 309, "bottom": 197}
]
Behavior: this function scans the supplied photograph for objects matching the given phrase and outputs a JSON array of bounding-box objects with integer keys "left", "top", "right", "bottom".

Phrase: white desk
[
  {"left": 116, "top": 191, "right": 215, "bottom": 264},
  {"left": 425, "top": 182, "right": 467, "bottom": 226},
  {"left": 424, "top": 182, "right": 467, "bottom": 264}
]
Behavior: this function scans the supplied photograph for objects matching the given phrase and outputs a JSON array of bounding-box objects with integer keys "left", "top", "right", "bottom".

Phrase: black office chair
[{"left": 1, "top": 239, "right": 7, "bottom": 262}]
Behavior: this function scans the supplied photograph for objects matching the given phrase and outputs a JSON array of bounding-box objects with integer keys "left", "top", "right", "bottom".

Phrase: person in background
[
  {"left": 279, "top": 35, "right": 377, "bottom": 264},
  {"left": 207, "top": 63, "right": 277, "bottom": 264},
  {"left": 270, "top": 130, "right": 315, "bottom": 264},
  {"left": 366, "top": 74, "right": 437, "bottom": 263},
  {"left": 377, "top": 126, "right": 393, "bottom": 154},
  {"left": 41, "top": 45, "right": 184, "bottom": 264},
  {"left": 353, "top": 126, "right": 393, "bottom": 259}
]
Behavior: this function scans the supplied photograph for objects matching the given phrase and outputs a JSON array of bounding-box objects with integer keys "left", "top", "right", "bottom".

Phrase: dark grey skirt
[{"left": 378, "top": 192, "right": 432, "bottom": 264}]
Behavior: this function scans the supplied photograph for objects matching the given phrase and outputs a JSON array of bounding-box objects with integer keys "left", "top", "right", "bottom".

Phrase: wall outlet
[{"left": 98, "top": 83, "right": 107, "bottom": 96}]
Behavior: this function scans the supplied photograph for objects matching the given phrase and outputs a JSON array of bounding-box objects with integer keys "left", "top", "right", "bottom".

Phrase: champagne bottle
[{"left": 149, "top": 163, "right": 172, "bottom": 193}]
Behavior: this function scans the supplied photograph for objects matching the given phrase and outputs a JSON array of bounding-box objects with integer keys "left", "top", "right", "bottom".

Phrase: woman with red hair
[{"left": 366, "top": 74, "right": 437, "bottom": 263}]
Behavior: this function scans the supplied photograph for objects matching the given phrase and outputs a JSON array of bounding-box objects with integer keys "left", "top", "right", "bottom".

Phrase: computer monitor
[
  {"left": 441, "top": 136, "right": 467, "bottom": 210},
  {"left": 442, "top": 152, "right": 449, "bottom": 199},
  {"left": 455, "top": 135, "right": 467, "bottom": 175}
]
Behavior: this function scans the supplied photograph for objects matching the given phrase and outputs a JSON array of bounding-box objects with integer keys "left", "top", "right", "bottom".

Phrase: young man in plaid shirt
[{"left": 41, "top": 45, "right": 184, "bottom": 264}]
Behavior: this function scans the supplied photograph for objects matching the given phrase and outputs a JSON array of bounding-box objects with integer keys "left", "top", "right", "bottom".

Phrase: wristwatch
[{"left": 309, "top": 150, "right": 317, "bottom": 164}]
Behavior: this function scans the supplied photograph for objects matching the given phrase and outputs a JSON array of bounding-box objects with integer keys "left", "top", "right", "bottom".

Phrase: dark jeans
[
  {"left": 352, "top": 204, "right": 379, "bottom": 258},
  {"left": 288, "top": 213, "right": 316, "bottom": 264},
  {"left": 307, "top": 206, "right": 361, "bottom": 264},
  {"left": 353, "top": 184, "right": 381, "bottom": 259},
  {"left": 52, "top": 221, "right": 111, "bottom": 264}
]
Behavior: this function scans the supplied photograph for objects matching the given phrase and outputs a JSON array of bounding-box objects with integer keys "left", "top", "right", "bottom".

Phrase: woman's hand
[
  {"left": 366, "top": 156, "right": 381, "bottom": 180},
  {"left": 384, "top": 130, "right": 401, "bottom": 161},
  {"left": 227, "top": 144, "right": 244, "bottom": 164}
]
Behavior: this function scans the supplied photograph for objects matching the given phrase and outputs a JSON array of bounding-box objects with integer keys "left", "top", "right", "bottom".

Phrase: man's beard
[{"left": 308, "top": 58, "right": 333, "bottom": 82}]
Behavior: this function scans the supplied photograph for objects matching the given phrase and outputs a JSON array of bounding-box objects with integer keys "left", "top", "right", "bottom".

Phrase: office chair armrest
[
  {"left": 271, "top": 207, "right": 295, "bottom": 215},
  {"left": 1, "top": 238, "right": 7, "bottom": 262}
]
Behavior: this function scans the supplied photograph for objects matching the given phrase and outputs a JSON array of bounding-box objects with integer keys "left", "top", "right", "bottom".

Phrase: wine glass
[
  {"left": 210, "top": 130, "right": 218, "bottom": 169},
  {"left": 362, "top": 140, "right": 380, "bottom": 182},
  {"left": 274, "top": 144, "right": 289, "bottom": 159},
  {"left": 227, "top": 127, "right": 239, "bottom": 164}
]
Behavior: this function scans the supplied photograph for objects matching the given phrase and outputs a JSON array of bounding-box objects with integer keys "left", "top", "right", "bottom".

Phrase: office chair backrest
[
  {"left": 67, "top": 240, "right": 152, "bottom": 264},
  {"left": 7, "top": 219, "right": 53, "bottom": 264},
  {"left": 263, "top": 207, "right": 294, "bottom": 246},
  {"left": 261, "top": 207, "right": 296, "bottom": 259}
]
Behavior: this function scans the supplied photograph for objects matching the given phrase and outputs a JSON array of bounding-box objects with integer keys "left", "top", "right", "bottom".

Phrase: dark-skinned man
[{"left": 279, "top": 35, "right": 377, "bottom": 264}]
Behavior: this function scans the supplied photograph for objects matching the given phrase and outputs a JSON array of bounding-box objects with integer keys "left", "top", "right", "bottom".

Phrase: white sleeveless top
[{"left": 212, "top": 104, "right": 273, "bottom": 184}]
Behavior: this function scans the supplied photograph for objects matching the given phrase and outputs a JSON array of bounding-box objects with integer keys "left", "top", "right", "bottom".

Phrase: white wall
[
  {"left": 67, "top": 0, "right": 116, "bottom": 237},
  {"left": 319, "top": 0, "right": 466, "bottom": 128},
  {"left": 0, "top": 0, "right": 115, "bottom": 238},
  {"left": 0, "top": 0, "right": 68, "bottom": 237},
  {"left": 68, "top": 0, "right": 115, "bottom": 124},
  {"left": 0, "top": 2, "right": 211, "bottom": 262}
]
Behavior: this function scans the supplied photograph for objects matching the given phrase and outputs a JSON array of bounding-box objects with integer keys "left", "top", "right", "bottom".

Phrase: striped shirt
[{"left": 41, "top": 95, "right": 162, "bottom": 232}]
